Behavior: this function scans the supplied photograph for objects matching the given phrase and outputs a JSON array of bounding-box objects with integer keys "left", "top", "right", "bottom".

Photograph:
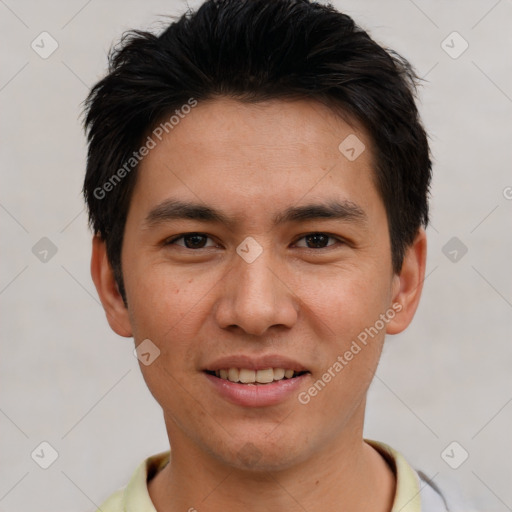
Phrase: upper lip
[{"left": 204, "top": 354, "right": 309, "bottom": 372}]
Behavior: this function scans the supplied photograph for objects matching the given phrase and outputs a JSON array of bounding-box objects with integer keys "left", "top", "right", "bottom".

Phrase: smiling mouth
[{"left": 205, "top": 368, "right": 310, "bottom": 384}]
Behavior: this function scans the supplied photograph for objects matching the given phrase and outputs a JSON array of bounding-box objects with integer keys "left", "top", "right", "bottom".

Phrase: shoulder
[
  {"left": 366, "top": 439, "right": 474, "bottom": 512},
  {"left": 95, "top": 450, "right": 170, "bottom": 512},
  {"left": 96, "top": 488, "right": 124, "bottom": 512},
  {"left": 417, "top": 470, "right": 477, "bottom": 512}
]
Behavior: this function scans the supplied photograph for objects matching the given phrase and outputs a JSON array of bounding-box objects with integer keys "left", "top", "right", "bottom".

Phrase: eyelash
[{"left": 164, "top": 232, "right": 344, "bottom": 250}]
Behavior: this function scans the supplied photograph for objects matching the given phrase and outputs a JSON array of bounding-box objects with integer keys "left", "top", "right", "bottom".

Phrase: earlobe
[
  {"left": 386, "top": 228, "right": 427, "bottom": 335},
  {"left": 90, "top": 236, "right": 133, "bottom": 338}
]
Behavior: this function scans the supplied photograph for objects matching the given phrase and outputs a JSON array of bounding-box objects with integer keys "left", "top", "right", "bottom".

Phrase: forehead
[
  {"left": 152, "top": 97, "right": 372, "bottom": 164},
  {"left": 130, "top": 97, "right": 381, "bottom": 225}
]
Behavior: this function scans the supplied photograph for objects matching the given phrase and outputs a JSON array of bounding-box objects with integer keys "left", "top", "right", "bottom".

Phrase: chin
[{"left": 216, "top": 433, "right": 309, "bottom": 473}]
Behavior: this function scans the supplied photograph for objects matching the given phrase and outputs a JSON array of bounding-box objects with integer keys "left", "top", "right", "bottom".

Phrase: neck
[{"left": 148, "top": 420, "right": 395, "bottom": 512}]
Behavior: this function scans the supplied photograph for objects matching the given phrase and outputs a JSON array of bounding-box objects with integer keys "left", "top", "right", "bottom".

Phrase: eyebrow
[{"left": 144, "top": 198, "right": 367, "bottom": 229}]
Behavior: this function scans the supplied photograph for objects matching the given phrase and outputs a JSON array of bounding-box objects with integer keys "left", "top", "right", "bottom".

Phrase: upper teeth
[{"left": 216, "top": 368, "right": 297, "bottom": 384}]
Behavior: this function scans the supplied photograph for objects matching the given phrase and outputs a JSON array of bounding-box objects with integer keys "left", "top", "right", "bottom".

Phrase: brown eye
[
  {"left": 295, "top": 233, "right": 338, "bottom": 249},
  {"left": 166, "top": 233, "right": 216, "bottom": 249}
]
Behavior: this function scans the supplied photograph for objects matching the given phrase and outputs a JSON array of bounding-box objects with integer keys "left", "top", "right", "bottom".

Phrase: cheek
[
  {"left": 125, "top": 263, "right": 222, "bottom": 401},
  {"left": 129, "top": 273, "right": 208, "bottom": 408},
  {"left": 295, "top": 265, "right": 391, "bottom": 345},
  {"left": 300, "top": 267, "right": 392, "bottom": 408},
  {"left": 298, "top": 278, "right": 388, "bottom": 425},
  {"left": 124, "top": 256, "right": 209, "bottom": 338}
]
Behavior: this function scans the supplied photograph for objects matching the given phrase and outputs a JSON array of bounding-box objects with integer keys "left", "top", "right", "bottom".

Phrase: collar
[{"left": 115, "top": 439, "right": 422, "bottom": 512}]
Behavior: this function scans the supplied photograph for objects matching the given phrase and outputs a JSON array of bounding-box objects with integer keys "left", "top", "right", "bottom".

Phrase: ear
[
  {"left": 90, "top": 235, "right": 132, "bottom": 338},
  {"left": 386, "top": 228, "right": 427, "bottom": 335}
]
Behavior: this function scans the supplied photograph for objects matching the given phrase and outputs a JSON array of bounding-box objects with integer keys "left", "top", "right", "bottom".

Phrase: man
[{"left": 83, "top": 0, "right": 466, "bottom": 510}]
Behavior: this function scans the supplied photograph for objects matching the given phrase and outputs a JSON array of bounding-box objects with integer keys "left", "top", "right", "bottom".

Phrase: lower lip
[{"left": 204, "top": 372, "right": 310, "bottom": 407}]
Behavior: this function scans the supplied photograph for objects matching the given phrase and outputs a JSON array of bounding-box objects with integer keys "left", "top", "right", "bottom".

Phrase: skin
[{"left": 91, "top": 97, "right": 427, "bottom": 512}]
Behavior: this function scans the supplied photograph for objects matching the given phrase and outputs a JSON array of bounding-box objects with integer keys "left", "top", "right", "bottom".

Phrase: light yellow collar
[
  {"left": 366, "top": 439, "right": 422, "bottom": 512},
  {"left": 107, "top": 439, "right": 422, "bottom": 512}
]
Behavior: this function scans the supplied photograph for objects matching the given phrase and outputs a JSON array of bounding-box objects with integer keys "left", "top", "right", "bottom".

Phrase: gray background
[{"left": 1, "top": 0, "right": 511, "bottom": 510}]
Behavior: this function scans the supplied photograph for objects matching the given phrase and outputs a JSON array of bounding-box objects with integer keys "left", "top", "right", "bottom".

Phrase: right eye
[{"left": 164, "top": 233, "right": 218, "bottom": 249}]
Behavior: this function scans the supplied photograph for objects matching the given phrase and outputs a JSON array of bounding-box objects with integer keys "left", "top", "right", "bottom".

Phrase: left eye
[
  {"left": 294, "top": 233, "right": 339, "bottom": 249},
  {"left": 166, "top": 233, "right": 217, "bottom": 249}
]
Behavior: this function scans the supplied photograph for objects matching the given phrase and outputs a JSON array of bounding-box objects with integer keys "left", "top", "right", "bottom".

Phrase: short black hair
[{"left": 83, "top": 0, "right": 432, "bottom": 301}]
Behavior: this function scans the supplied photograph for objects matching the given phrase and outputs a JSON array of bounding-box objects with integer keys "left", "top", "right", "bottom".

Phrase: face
[{"left": 93, "top": 97, "right": 426, "bottom": 472}]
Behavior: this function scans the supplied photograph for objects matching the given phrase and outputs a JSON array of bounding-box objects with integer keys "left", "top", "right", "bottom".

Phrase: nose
[{"left": 214, "top": 245, "right": 299, "bottom": 336}]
